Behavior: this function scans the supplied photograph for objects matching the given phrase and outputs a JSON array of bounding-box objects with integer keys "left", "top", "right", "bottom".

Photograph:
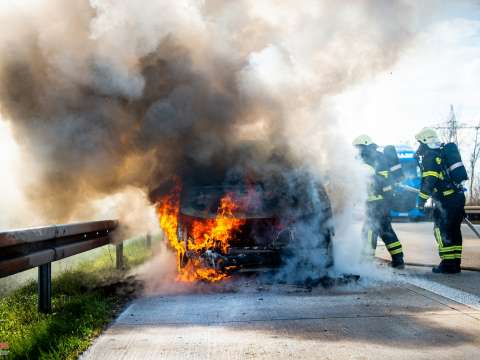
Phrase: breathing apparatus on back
[{"left": 415, "top": 127, "right": 468, "bottom": 189}]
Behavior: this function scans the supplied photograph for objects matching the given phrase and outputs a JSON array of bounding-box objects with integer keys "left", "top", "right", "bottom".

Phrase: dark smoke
[
  {"left": 0, "top": 2, "right": 292, "bottom": 220},
  {"left": 0, "top": 0, "right": 426, "bottom": 239}
]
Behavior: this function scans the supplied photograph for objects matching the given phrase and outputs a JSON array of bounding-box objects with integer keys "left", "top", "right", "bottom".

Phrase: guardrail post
[
  {"left": 116, "top": 243, "right": 124, "bottom": 270},
  {"left": 38, "top": 263, "right": 51, "bottom": 313},
  {"left": 146, "top": 232, "right": 152, "bottom": 249}
]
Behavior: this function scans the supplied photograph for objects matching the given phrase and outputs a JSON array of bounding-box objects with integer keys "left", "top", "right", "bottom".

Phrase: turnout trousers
[
  {"left": 362, "top": 200, "right": 403, "bottom": 260},
  {"left": 432, "top": 192, "right": 465, "bottom": 266}
]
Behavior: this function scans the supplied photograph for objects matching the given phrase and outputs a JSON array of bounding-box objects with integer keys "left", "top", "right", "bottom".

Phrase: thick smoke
[
  {"left": 0, "top": 0, "right": 420, "bottom": 216},
  {"left": 0, "top": 1, "right": 429, "bottom": 278}
]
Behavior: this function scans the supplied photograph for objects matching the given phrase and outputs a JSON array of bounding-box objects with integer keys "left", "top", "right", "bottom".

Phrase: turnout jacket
[
  {"left": 360, "top": 145, "right": 392, "bottom": 202},
  {"left": 416, "top": 144, "right": 456, "bottom": 207}
]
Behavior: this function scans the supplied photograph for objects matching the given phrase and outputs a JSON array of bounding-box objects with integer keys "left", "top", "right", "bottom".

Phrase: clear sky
[{"left": 333, "top": 1, "right": 480, "bottom": 147}]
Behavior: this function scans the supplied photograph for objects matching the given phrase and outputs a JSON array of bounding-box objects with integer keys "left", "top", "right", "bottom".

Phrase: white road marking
[{"left": 404, "top": 276, "right": 480, "bottom": 311}]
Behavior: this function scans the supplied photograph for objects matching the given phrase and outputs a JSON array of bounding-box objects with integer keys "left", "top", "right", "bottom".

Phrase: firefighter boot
[
  {"left": 454, "top": 258, "right": 462, "bottom": 273},
  {"left": 432, "top": 260, "right": 460, "bottom": 274},
  {"left": 390, "top": 254, "right": 405, "bottom": 269}
]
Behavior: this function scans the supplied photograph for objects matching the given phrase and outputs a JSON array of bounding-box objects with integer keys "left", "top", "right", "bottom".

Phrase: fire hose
[{"left": 397, "top": 183, "right": 480, "bottom": 239}]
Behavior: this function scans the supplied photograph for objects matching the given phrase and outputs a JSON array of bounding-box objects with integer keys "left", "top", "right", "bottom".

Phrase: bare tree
[{"left": 469, "top": 123, "right": 480, "bottom": 203}]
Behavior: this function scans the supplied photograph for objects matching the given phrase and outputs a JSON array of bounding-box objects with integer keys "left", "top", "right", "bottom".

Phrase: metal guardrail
[
  {"left": 0, "top": 220, "right": 120, "bottom": 313},
  {"left": 464, "top": 206, "right": 480, "bottom": 238},
  {"left": 465, "top": 205, "right": 480, "bottom": 213},
  {"left": 465, "top": 206, "right": 480, "bottom": 222}
]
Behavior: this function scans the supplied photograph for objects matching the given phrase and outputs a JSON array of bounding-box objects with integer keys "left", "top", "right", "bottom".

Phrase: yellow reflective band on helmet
[
  {"left": 386, "top": 241, "right": 401, "bottom": 250},
  {"left": 443, "top": 189, "right": 455, "bottom": 196},
  {"left": 419, "top": 192, "right": 430, "bottom": 200},
  {"left": 422, "top": 171, "right": 441, "bottom": 178},
  {"left": 378, "top": 171, "right": 389, "bottom": 178},
  {"left": 383, "top": 185, "right": 393, "bottom": 192},
  {"left": 367, "top": 195, "right": 383, "bottom": 202},
  {"left": 389, "top": 248, "right": 403, "bottom": 255}
]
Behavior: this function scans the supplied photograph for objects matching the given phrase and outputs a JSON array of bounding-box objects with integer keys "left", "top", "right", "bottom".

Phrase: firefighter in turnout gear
[
  {"left": 353, "top": 135, "right": 405, "bottom": 268},
  {"left": 415, "top": 128, "right": 466, "bottom": 274}
]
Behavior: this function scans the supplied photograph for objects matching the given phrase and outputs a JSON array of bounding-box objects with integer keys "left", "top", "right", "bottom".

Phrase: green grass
[{"left": 0, "top": 235, "right": 156, "bottom": 360}]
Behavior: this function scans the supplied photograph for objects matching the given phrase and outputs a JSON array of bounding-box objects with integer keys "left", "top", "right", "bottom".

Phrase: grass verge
[{"left": 0, "top": 236, "right": 155, "bottom": 360}]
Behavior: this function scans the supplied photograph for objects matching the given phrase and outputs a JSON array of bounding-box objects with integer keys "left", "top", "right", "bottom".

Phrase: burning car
[{"left": 154, "top": 178, "right": 334, "bottom": 282}]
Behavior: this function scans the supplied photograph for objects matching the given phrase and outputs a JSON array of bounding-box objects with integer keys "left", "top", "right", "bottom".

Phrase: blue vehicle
[{"left": 388, "top": 145, "right": 426, "bottom": 221}]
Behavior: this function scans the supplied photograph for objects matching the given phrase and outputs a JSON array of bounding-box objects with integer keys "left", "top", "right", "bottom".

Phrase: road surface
[
  {"left": 81, "top": 222, "right": 480, "bottom": 360},
  {"left": 378, "top": 222, "right": 480, "bottom": 270}
]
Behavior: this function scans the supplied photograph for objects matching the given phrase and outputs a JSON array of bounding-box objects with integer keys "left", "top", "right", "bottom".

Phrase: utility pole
[
  {"left": 446, "top": 104, "right": 459, "bottom": 144},
  {"left": 433, "top": 105, "right": 480, "bottom": 203},
  {"left": 433, "top": 105, "right": 462, "bottom": 144}
]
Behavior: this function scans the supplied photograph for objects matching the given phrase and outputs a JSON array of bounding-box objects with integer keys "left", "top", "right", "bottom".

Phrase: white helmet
[
  {"left": 415, "top": 127, "right": 441, "bottom": 148},
  {"left": 353, "top": 134, "right": 374, "bottom": 146}
]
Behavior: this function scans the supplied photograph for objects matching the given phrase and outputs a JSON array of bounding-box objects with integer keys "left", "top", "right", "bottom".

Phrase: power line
[{"left": 432, "top": 104, "right": 480, "bottom": 144}]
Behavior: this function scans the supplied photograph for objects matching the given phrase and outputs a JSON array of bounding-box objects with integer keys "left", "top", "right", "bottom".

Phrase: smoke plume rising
[{"left": 0, "top": 1, "right": 430, "bottom": 278}]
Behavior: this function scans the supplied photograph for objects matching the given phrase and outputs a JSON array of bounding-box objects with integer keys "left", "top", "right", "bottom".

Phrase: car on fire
[{"left": 176, "top": 182, "right": 334, "bottom": 274}]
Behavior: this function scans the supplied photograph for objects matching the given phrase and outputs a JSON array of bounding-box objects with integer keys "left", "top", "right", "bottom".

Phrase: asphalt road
[
  {"left": 381, "top": 222, "right": 480, "bottom": 270},
  {"left": 81, "top": 222, "right": 480, "bottom": 360}
]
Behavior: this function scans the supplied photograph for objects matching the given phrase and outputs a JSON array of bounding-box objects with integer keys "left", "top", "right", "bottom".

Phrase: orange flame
[{"left": 156, "top": 185, "right": 246, "bottom": 282}]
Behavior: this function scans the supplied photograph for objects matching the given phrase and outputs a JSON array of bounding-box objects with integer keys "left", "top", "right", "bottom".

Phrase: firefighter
[
  {"left": 353, "top": 135, "right": 405, "bottom": 268},
  {"left": 415, "top": 128, "right": 465, "bottom": 274}
]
